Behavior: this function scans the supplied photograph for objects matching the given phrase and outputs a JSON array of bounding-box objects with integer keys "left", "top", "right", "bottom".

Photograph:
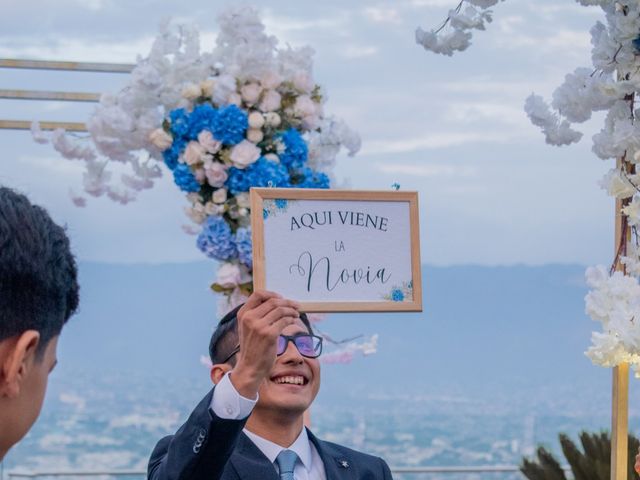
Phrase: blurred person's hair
[{"left": 0, "top": 187, "right": 79, "bottom": 356}]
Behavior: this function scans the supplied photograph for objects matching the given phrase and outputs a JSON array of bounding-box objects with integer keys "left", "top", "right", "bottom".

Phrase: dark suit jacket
[{"left": 148, "top": 389, "right": 393, "bottom": 480}]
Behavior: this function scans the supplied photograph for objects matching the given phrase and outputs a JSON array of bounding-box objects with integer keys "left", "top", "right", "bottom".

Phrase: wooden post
[{"left": 611, "top": 157, "right": 630, "bottom": 480}]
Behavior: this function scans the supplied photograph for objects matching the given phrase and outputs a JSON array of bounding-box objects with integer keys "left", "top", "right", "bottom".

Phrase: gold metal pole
[
  {"left": 0, "top": 58, "right": 133, "bottom": 73},
  {"left": 0, "top": 89, "right": 100, "bottom": 102},
  {"left": 611, "top": 153, "right": 631, "bottom": 480},
  {"left": 0, "top": 120, "right": 87, "bottom": 132}
]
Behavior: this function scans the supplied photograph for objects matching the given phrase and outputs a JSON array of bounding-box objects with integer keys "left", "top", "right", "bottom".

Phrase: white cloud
[
  {"left": 341, "top": 45, "right": 378, "bottom": 59},
  {"left": 361, "top": 132, "right": 511, "bottom": 155},
  {"left": 375, "top": 162, "right": 477, "bottom": 177},
  {"left": 363, "top": 6, "right": 402, "bottom": 24}
]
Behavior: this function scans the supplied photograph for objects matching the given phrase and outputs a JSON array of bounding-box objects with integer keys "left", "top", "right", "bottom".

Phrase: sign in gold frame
[{"left": 250, "top": 188, "right": 422, "bottom": 313}]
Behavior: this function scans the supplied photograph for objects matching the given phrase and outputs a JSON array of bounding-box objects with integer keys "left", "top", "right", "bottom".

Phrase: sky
[{"left": 0, "top": 0, "right": 614, "bottom": 266}]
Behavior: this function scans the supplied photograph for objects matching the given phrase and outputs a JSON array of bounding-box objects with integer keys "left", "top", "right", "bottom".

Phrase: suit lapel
[
  {"left": 307, "top": 429, "right": 357, "bottom": 480},
  {"left": 229, "top": 433, "right": 279, "bottom": 480}
]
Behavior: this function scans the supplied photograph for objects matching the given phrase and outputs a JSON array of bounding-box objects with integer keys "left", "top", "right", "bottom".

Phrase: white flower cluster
[
  {"left": 33, "top": 6, "right": 359, "bottom": 208},
  {"left": 585, "top": 266, "right": 640, "bottom": 376},
  {"left": 522, "top": 1, "right": 640, "bottom": 372},
  {"left": 415, "top": 0, "right": 503, "bottom": 56}
]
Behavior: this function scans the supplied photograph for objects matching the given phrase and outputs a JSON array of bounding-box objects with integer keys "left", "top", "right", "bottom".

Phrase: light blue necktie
[{"left": 276, "top": 449, "right": 299, "bottom": 480}]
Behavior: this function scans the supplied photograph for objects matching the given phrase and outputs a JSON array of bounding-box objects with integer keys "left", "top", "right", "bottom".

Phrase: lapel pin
[{"left": 339, "top": 460, "right": 349, "bottom": 468}]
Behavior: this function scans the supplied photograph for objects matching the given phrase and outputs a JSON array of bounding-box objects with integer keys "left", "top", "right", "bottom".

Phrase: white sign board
[{"left": 251, "top": 189, "right": 422, "bottom": 312}]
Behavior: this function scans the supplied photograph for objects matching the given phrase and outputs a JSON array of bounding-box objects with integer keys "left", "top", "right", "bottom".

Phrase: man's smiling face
[{"left": 253, "top": 318, "right": 320, "bottom": 418}]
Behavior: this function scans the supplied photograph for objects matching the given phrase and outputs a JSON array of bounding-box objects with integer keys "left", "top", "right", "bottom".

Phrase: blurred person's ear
[{"left": 0, "top": 331, "right": 40, "bottom": 397}]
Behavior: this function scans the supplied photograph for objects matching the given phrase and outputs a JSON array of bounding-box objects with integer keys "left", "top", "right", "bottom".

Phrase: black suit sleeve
[
  {"left": 380, "top": 456, "right": 393, "bottom": 480},
  {"left": 147, "top": 388, "right": 248, "bottom": 480}
]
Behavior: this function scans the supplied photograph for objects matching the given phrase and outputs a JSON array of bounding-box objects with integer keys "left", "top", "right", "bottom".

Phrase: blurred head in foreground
[{"left": 0, "top": 187, "right": 79, "bottom": 460}]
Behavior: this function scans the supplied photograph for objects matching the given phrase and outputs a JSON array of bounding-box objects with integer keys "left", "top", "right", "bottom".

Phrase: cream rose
[
  {"left": 184, "top": 141, "right": 206, "bottom": 165},
  {"left": 240, "top": 83, "right": 262, "bottom": 105},
  {"left": 205, "top": 162, "right": 228, "bottom": 188},
  {"left": 148, "top": 128, "right": 173, "bottom": 150},
  {"left": 212, "top": 188, "right": 228, "bottom": 204},
  {"left": 247, "top": 128, "right": 264, "bottom": 143},
  {"left": 198, "top": 131, "right": 222, "bottom": 154},
  {"left": 259, "top": 90, "right": 282, "bottom": 112},
  {"left": 248, "top": 111, "right": 266, "bottom": 129},
  {"left": 230, "top": 140, "right": 261, "bottom": 169}
]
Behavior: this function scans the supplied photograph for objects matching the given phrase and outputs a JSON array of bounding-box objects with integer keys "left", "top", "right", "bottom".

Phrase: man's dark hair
[
  {"left": 0, "top": 187, "right": 79, "bottom": 355},
  {"left": 209, "top": 304, "right": 313, "bottom": 365}
]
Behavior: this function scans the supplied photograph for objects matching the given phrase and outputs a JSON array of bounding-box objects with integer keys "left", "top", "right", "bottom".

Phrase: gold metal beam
[
  {"left": 0, "top": 120, "right": 87, "bottom": 132},
  {"left": 0, "top": 58, "right": 134, "bottom": 73},
  {"left": 0, "top": 89, "right": 100, "bottom": 102}
]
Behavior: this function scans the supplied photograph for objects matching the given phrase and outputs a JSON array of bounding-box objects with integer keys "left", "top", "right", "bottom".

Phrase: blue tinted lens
[
  {"left": 295, "top": 335, "right": 315, "bottom": 356},
  {"left": 277, "top": 335, "right": 287, "bottom": 355}
]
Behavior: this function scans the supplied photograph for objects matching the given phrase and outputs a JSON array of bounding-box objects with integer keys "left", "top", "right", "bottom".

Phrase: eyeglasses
[{"left": 221, "top": 333, "right": 323, "bottom": 364}]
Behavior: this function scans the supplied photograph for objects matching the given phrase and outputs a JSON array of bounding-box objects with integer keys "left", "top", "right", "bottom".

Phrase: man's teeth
[{"left": 275, "top": 376, "right": 304, "bottom": 385}]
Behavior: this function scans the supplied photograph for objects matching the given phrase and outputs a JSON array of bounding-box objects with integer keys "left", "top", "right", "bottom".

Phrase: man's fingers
[
  {"left": 241, "top": 290, "right": 283, "bottom": 312},
  {"left": 266, "top": 315, "right": 298, "bottom": 335},
  {"left": 262, "top": 306, "right": 301, "bottom": 326},
  {"left": 244, "top": 297, "right": 300, "bottom": 321}
]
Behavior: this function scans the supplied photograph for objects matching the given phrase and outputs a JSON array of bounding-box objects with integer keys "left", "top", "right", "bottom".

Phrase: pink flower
[
  {"left": 230, "top": 140, "right": 261, "bottom": 169},
  {"left": 205, "top": 162, "right": 228, "bottom": 187},
  {"left": 184, "top": 141, "right": 206, "bottom": 165},
  {"left": 259, "top": 90, "right": 282, "bottom": 112},
  {"left": 198, "top": 131, "right": 222, "bottom": 154}
]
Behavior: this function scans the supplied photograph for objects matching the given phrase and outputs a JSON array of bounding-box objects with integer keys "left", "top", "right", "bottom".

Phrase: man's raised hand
[{"left": 230, "top": 290, "right": 300, "bottom": 399}]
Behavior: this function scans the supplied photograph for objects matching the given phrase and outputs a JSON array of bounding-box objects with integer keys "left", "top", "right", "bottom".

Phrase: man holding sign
[{"left": 147, "top": 290, "right": 393, "bottom": 480}]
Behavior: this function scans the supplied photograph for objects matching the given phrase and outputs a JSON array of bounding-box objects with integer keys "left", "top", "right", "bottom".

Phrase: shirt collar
[{"left": 243, "top": 427, "right": 313, "bottom": 472}]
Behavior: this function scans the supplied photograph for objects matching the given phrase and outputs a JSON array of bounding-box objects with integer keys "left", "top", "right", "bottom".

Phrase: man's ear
[
  {"left": 210, "top": 363, "right": 232, "bottom": 385},
  {"left": 0, "top": 331, "right": 40, "bottom": 398}
]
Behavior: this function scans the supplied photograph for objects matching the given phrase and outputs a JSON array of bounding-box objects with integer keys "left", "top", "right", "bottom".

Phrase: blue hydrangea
[
  {"left": 169, "top": 108, "right": 189, "bottom": 139},
  {"left": 196, "top": 216, "right": 237, "bottom": 261},
  {"left": 226, "top": 157, "right": 291, "bottom": 194},
  {"left": 279, "top": 128, "right": 308, "bottom": 169},
  {"left": 162, "top": 138, "right": 186, "bottom": 170},
  {"left": 291, "top": 167, "right": 330, "bottom": 189},
  {"left": 212, "top": 105, "right": 248, "bottom": 145},
  {"left": 187, "top": 104, "right": 218, "bottom": 140},
  {"left": 173, "top": 164, "right": 200, "bottom": 192},
  {"left": 391, "top": 289, "right": 404, "bottom": 302},
  {"left": 235, "top": 227, "right": 253, "bottom": 269}
]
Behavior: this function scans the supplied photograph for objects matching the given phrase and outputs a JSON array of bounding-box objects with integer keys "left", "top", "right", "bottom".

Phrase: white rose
[
  {"left": 265, "top": 112, "right": 281, "bottom": 127},
  {"left": 260, "top": 71, "right": 282, "bottom": 90},
  {"left": 184, "top": 141, "right": 206, "bottom": 165},
  {"left": 294, "top": 95, "right": 317, "bottom": 118},
  {"left": 200, "top": 79, "right": 215, "bottom": 98},
  {"left": 248, "top": 111, "right": 266, "bottom": 129},
  {"left": 240, "top": 83, "right": 262, "bottom": 105},
  {"left": 216, "top": 263, "right": 243, "bottom": 288},
  {"left": 212, "top": 188, "right": 228, "bottom": 204},
  {"left": 198, "top": 131, "right": 222, "bottom": 154},
  {"left": 293, "top": 72, "right": 314, "bottom": 93},
  {"left": 236, "top": 193, "right": 251, "bottom": 208},
  {"left": 181, "top": 83, "right": 201, "bottom": 101},
  {"left": 205, "top": 162, "right": 228, "bottom": 188},
  {"left": 148, "top": 128, "right": 173, "bottom": 150},
  {"left": 247, "top": 128, "right": 264, "bottom": 143},
  {"left": 230, "top": 140, "right": 261, "bottom": 169},
  {"left": 259, "top": 90, "right": 282, "bottom": 112}
]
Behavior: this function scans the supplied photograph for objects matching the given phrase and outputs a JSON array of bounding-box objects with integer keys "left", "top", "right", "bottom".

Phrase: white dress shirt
[{"left": 210, "top": 372, "right": 327, "bottom": 480}]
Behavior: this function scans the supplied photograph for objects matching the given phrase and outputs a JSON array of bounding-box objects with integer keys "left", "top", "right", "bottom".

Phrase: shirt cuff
[{"left": 210, "top": 371, "right": 258, "bottom": 420}]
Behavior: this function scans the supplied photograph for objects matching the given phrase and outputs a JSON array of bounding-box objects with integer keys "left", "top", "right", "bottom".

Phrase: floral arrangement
[
  {"left": 415, "top": 0, "right": 503, "bottom": 56},
  {"left": 32, "top": 7, "right": 376, "bottom": 363},
  {"left": 522, "top": 1, "right": 640, "bottom": 375},
  {"left": 419, "top": 0, "right": 640, "bottom": 375}
]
